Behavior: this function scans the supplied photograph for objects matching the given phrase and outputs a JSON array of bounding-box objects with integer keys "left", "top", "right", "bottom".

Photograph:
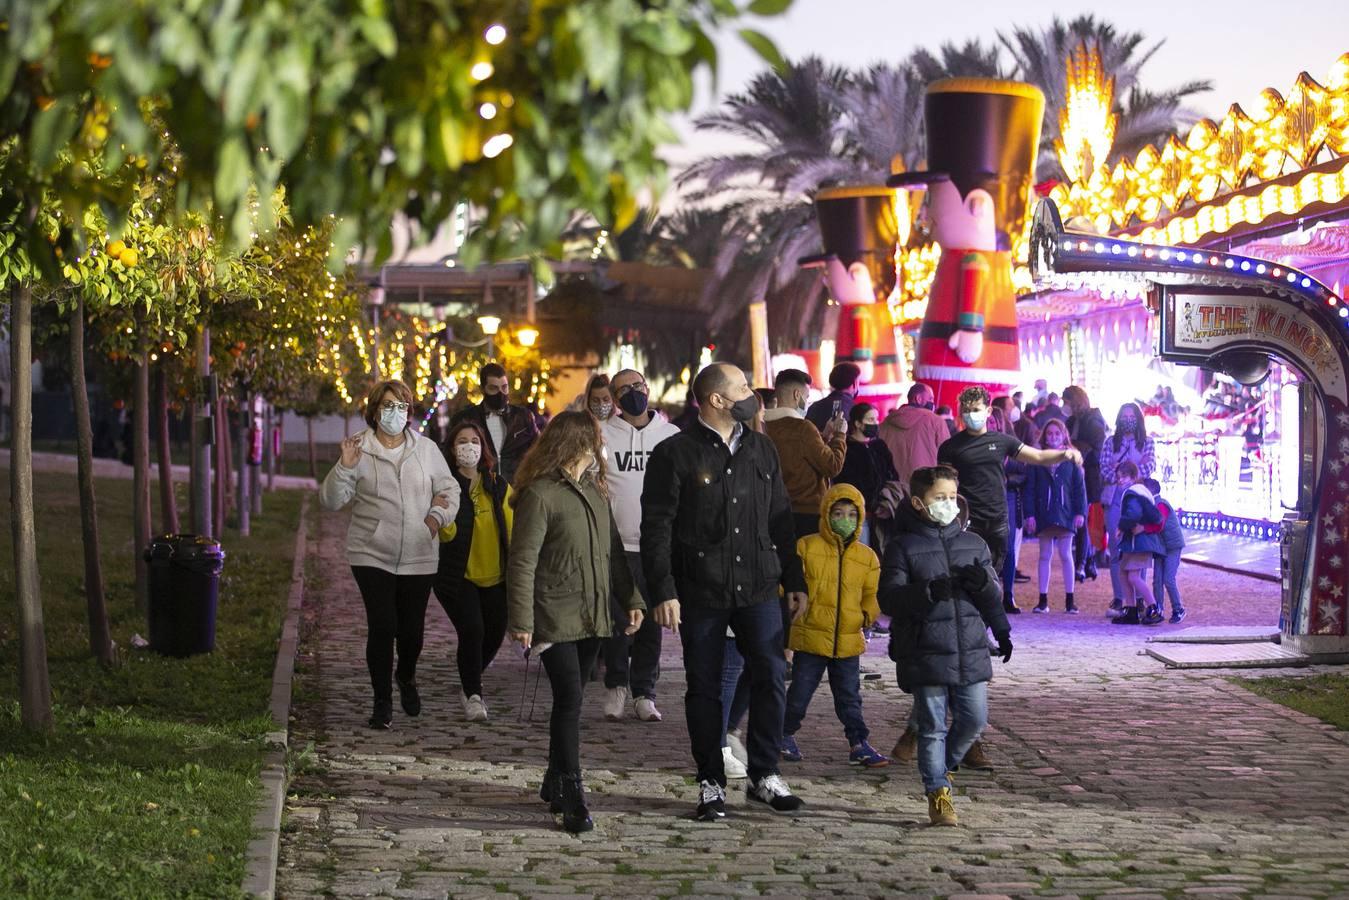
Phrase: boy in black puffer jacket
[{"left": 880, "top": 465, "right": 1013, "bottom": 827}]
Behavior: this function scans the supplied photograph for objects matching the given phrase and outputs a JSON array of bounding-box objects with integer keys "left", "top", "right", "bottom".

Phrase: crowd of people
[{"left": 318, "top": 360, "right": 1193, "bottom": 834}]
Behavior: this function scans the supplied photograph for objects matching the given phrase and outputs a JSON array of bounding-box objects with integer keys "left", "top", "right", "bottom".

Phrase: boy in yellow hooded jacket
[{"left": 780, "top": 483, "right": 888, "bottom": 767}]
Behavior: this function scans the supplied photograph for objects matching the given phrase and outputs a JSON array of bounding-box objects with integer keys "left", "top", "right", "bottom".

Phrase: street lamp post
[
  {"left": 477, "top": 314, "right": 501, "bottom": 359},
  {"left": 368, "top": 272, "right": 386, "bottom": 378}
]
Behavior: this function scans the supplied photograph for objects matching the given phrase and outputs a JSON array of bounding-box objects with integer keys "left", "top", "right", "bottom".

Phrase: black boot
[
  {"left": 396, "top": 676, "right": 421, "bottom": 717},
  {"left": 1065, "top": 593, "right": 1079, "bottom": 615},
  {"left": 1033, "top": 593, "right": 1049, "bottom": 613},
  {"left": 1003, "top": 598, "right": 1022, "bottom": 615},
  {"left": 368, "top": 698, "right": 392, "bottom": 730},
  {"left": 557, "top": 773, "right": 593, "bottom": 833},
  {"left": 539, "top": 770, "right": 563, "bottom": 814}
]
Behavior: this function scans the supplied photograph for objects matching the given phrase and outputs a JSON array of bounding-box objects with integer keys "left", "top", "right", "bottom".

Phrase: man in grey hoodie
[{"left": 599, "top": 368, "right": 681, "bottom": 723}]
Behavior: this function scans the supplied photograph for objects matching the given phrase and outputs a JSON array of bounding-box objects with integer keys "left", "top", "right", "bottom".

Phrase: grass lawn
[
  {"left": 1, "top": 465, "right": 305, "bottom": 899},
  {"left": 1236, "top": 673, "right": 1349, "bottom": 731}
]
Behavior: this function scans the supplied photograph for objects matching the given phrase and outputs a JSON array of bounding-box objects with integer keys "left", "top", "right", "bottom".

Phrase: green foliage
[{"left": 1, "top": 0, "right": 784, "bottom": 273}]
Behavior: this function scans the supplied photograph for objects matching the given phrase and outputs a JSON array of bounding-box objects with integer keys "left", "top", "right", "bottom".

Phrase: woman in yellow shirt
[{"left": 434, "top": 421, "right": 513, "bottom": 722}]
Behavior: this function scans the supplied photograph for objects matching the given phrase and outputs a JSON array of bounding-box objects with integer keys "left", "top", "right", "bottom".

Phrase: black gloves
[
  {"left": 926, "top": 576, "right": 953, "bottom": 604},
  {"left": 953, "top": 563, "right": 991, "bottom": 593},
  {"left": 995, "top": 632, "right": 1013, "bottom": 663}
]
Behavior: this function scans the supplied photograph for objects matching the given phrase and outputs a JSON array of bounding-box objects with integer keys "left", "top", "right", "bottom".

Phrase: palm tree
[{"left": 998, "top": 15, "right": 1212, "bottom": 178}]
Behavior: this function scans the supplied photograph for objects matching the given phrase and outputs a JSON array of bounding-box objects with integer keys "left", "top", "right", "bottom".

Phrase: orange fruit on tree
[
  {"left": 119, "top": 247, "right": 139, "bottom": 267},
  {"left": 106, "top": 239, "right": 126, "bottom": 257}
]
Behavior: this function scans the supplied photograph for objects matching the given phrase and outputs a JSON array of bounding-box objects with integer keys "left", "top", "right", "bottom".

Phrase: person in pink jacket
[{"left": 877, "top": 383, "right": 949, "bottom": 488}]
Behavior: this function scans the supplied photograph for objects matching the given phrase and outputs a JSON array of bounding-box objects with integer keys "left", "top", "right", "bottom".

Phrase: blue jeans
[
  {"left": 720, "top": 638, "right": 750, "bottom": 744},
  {"left": 1152, "top": 550, "right": 1184, "bottom": 613},
  {"left": 680, "top": 599, "right": 787, "bottom": 786},
  {"left": 1106, "top": 494, "right": 1125, "bottom": 600},
  {"left": 783, "top": 652, "right": 868, "bottom": 746},
  {"left": 913, "top": 681, "right": 989, "bottom": 793}
]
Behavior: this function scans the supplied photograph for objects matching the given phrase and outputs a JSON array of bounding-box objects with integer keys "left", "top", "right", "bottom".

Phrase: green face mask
[{"left": 829, "top": 515, "right": 857, "bottom": 539}]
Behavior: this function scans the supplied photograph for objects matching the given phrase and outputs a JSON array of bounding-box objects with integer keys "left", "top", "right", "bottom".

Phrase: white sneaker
[
  {"left": 463, "top": 693, "right": 488, "bottom": 722},
  {"left": 634, "top": 696, "right": 663, "bottom": 722},
  {"left": 747, "top": 773, "right": 804, "bottom": 813},
  {"left": 726, "top": 730, "right": 748, "bottom": 766},
  {"left": 722, "top": 745, "right": 748, "bottom": 780},
  {"left": 603, "top": 686, "right": 628, "bottom": 721}
]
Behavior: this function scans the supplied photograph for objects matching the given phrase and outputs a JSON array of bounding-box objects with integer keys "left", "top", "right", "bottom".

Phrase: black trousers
[
  {"left": 351, "top": 566, "right": 435, "bottom": 704},
  {"left": 540, "top": 637, "right": 603, "bottom": 776},
  {"left": 602, "top": 552, "right": 662, "bottom": 698},
  {"left": 434, "top": 577, "right": 508, "bottom": 697},
  {"left": 969, "top": 517, "right": 1010, "bottom": 576}
]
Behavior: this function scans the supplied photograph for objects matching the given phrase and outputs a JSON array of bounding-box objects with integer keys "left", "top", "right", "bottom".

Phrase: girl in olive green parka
[{"left": 506, "top": 411, "right": 644, "bottom": 833}]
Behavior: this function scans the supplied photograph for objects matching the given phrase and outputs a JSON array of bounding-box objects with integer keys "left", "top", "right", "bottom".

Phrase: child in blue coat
[
  {"left": 1023, "top": 418, "right": 1087, "bottom": 614},
  {"left": 1143, "top": 478, "right": 1187, "bottom": 624},
  {"left": 1112, "top": 461, "right": 1164, "bottom": 625}
]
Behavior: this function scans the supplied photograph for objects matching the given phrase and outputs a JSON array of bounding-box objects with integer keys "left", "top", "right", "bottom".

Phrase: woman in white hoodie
[{"left": 320, "top": 380, "right": 460, "bottom": 729}]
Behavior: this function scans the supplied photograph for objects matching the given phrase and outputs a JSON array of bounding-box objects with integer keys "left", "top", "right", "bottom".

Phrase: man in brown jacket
[
  {"left": 763, "top": 369, "right": 846, "bottom": 539},
  {"left": 877, "top": 383, "right": 950, "bottom": 489}
]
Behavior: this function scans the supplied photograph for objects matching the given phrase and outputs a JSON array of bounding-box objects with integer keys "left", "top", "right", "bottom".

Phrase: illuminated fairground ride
[{"left": 1030, "top": 196, "right": 1349, "bottom": 653}]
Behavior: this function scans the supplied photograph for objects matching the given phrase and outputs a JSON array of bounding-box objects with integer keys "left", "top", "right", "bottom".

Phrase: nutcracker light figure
[
  {"left": 798, "top": 185, "right": 907, "bottom": 410},
  {"left": 888, "top": 78, "right": 1046, "bottom": 409}
]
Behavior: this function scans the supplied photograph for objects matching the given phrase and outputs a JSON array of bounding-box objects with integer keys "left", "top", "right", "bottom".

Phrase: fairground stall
[{"left": 1027, "top": 50, "right": 1349, "bottom": 657}]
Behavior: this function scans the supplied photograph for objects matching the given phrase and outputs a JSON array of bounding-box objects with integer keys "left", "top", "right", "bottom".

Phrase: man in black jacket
[
  {"left": 642, "top": 362, "right": 808, "bottom": 821},
  {"left": 880, "top": 464, "right": 1012, "bottom": 827},
  {"left": 450, "top": 363, "right": 539, "bottom": 483}
]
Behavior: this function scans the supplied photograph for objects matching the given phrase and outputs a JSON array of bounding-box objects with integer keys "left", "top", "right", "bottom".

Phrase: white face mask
[
  {"left": 378, "top": 406, "right": 407, "bottom": 436},
  {"left": 1008, "top": 407, "right": 1021, "bottom": 424},
  {"left": 923, "top": 498, "right": 959, "bottom": 526},
  {"left": 454, "top": 443, "right": 482, "bottom": 469}
]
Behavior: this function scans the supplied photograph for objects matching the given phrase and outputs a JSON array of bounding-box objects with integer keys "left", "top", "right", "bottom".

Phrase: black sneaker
[
  {"left": 1032, "top": 597, "right": 1049, "bottom": 614},
  {"left": 695, "top": 779, "right": 727, "bottom": 821},
  {"left": 1107, "top": 598, "right": 1124, "bottom": 617},
  {"left": 396, "top": 677, "right": 421, "bottom": 717},
  {"left": 1169, "top": 608, "right": 1188, "bottom": 625},
  {"left": 1014, "top": 570, "right": 1030, "bottom": 583},
  {"left": 1065, "top": 596, "right": 1079, "bottom": 615},
  {"left": 869, "top": 621, "right": 890, "bottom": 635},
  {"left": 368, "top": 700, "right": 393, "bottom": 730},
  {"left": 747, "top": 774, "right": 804, "bottom": 813},
  {"left": 1003, "top": 599, "right": 1022, "bottom": 615},
  {"left": 1111, "top": 606, "right": 1141, "bottom": 625},
  {"left": 1141, "top": 605, "right": 1165, "bottom": 626}
]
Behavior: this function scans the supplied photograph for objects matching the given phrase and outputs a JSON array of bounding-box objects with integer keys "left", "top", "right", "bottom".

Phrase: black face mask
[
  {"left": 728, "top": 395, "right": 759, "bottom": 423},
  {"left": 484, "top": 392, "right": 507, "bottom": 411},
  {"left": 618, "top": 391, "right": 649, "bottom": 417},
  {"left": 862, "top": 423, "right": 879, "bottom": 439}
]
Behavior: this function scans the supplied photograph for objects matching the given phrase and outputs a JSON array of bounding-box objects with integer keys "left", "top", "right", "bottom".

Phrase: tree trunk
[
  {"left": 189, "top": 326, "right": 212, "bottom": 536},
  {"left": 155, "top": 367, "right": 179, "bottom": 533},
  {"left": 266, "top": 402, "right": 277, "bottom": 492},
  {"left": 237, "top": 387, "right": 251, "bottom": 536},
  {"left": 132, "top": 349, "right": 152, "bottom": 614},
  {"left": 213, "top": 397, "right": 228, "bottom": 539},
  {"left": 10, "top": 278, "right": 53, "bottom": 731},
  {"left": 69, "top": 293, "right": 114, "bottom": 666},
  {"left": 306, "top": 416, "right": 317, "bottom": 479}
]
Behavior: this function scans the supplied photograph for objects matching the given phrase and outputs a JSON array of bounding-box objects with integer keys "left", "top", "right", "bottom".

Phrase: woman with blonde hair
[
  {"left": 1023, "top": 418, "right": 1088, "bottom": 614},
  {"left": 507, "top": 411, "right": 644, "bottom": 833},
  {"left": 320, "top": 380, "right": 460, "bottom": 729}
]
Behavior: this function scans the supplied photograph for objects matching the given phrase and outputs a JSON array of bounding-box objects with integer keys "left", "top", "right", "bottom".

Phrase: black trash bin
[{"left": 144, "top": 534, "right": 226, "bottom": 657}]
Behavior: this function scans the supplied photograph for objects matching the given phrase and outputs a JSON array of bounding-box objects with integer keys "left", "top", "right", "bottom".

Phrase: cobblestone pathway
[{"left": 278, "top": 508, "right": 1349, "bottom": 899}]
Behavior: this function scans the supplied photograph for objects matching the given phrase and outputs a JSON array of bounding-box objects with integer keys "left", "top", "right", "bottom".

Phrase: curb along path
[
  {"left": 276, "top": 507, "right": 1349, "bottom": 898},
  {"left": 242, "top": 495, "right": 312, "bottom": 899}
]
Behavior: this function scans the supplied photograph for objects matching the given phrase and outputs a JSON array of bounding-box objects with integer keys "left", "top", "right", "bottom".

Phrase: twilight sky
[{"left": 666, "top": 0, "right": 1349, "bottom": 168}]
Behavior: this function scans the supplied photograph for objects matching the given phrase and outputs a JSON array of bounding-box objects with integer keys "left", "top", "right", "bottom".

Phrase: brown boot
[
  {"left": 926, "top": 786, "right": 958, "bottom": 826},
  {"left": 960, "top": 739, "right": 993, "bottom": 772},
  {"left": 890, "top": 727, "right": 918, "bottom": 764}
]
